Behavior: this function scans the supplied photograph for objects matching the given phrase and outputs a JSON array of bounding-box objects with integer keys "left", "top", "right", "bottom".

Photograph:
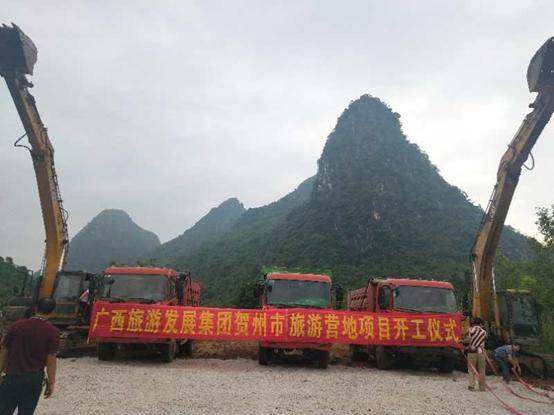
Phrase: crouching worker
[
  {"left": 467, "top": 317, "right": 487, "bottom": 391},
  {"left": 493, "top": 343, "right": 521, "bottom": 383},
  {"left": 0, "top": 298, "right": 59, "bottom": 415}
]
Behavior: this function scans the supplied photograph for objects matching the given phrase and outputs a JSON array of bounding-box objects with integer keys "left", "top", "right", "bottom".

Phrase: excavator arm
[
  {"left": 471, "top": 37, "right": 554, "bottom": 326},
  {"left": 0, "top": 24, "right": 68, "bottom": 299}
]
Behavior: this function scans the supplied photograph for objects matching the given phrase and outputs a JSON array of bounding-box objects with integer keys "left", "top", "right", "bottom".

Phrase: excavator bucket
[
  {"left": 527, "top": 37, "right": 554, "bottom": 92},
  {"left": 0, "top": 24, "right": 37, "bottom": 75}
]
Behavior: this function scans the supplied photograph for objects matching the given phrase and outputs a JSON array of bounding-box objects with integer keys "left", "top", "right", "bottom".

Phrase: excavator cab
[
  {"left": 527, "top": 37, "right": 554, "bottom": 92},
  {"left": 50, "top": 271, "right": 104, "bottom": 326},
  {"left": 0, "top": 24, "right": 37, "bottom": 75},
  {"left": 497, "top": 290, "right": 541, "bottom": 347},
  {"left": 49, "top": 271, "right": 89, "bottom": 326}
]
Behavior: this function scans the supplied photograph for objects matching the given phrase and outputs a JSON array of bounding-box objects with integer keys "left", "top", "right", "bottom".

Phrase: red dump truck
[
  {"left": 97, "top": 266, "right": 201, "bottom": 362},
  {"left": 348, "top": 278, "right": 458, "bottom": 372},
  {"left": 256, "top": 272, "right": 336, "bottom": 368}
]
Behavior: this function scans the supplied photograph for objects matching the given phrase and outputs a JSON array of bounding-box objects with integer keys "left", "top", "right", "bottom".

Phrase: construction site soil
[{"left": 36, "top": 342, "right": 551, "bottom": 415}]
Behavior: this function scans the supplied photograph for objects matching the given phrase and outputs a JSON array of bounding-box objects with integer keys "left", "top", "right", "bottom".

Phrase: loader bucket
[
  {"left": 527, "top": 37, "right": 554, "bottom": 92},
  {"left": 0, "top": 24, "right": 37, "bottom": 75}
]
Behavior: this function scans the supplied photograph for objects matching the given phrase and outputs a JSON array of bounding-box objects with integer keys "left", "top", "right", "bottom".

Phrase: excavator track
[
  {"left": 57, "top": 327, "right": 95, "bottom": 357},
  {"left": 537, "top": 352, "right": 554, "bottom": 379},
  {"left": 519, "top": 351, "right": 554, "bottom": 379}
]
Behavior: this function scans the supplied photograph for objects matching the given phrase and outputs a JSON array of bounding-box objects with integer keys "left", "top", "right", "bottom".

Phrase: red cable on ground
[
  {"left": 502, "top": 382, "right": 553, "bottom": 405},
  {"left": 483, "top": 353, "right": 553, "bottom": 406},
  {"left": 462, "top": 350, "right": 525, "bottom": 415},
  {"left": 511, "top": 370, "right": 554, "bottom": 405}
]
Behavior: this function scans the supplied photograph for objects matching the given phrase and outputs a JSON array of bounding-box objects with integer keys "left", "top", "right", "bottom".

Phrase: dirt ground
[
  {"left": 35, "top": 342, "right": 553, "bottom": 415},
  {"left": 192, "top": 341, "right": 349, "bottom": 364}
]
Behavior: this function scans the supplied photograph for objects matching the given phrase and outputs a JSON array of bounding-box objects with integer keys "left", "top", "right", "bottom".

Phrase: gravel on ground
[{"left": 35, "top": 352, "right": 552, "bottom": 415}]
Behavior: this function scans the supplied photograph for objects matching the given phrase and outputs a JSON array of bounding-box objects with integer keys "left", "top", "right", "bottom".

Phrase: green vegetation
[
  {"left": 0, "top": 257, "right": 32, "bottom": 307},
  {"left": 158, "top": 95, "right": 530, "bottom": 306},
  {"left": 495, "top": 206, "right": 554, "bottom": 352}
]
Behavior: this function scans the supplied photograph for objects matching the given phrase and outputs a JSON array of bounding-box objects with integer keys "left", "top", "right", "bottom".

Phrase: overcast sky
[{"left": 2, "top": 1, "right": 554, "bottom": 269}]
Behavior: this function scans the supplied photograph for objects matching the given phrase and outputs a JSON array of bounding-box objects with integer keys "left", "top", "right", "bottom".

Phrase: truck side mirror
[
  {"left": 378, "top": 287, "right": 391, "bottom": 309},
  {"left": 334, "top": 284, "right": 344, "bottom": 303},
  {"left": 462, "top": 296, "right": 470, "bottom": 312},
  {"left": 254, "top": 283, "right": 264, "bottom": 297}
]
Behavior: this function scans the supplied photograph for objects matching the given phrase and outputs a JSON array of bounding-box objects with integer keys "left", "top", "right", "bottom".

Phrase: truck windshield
[
  {"left": 393, "top": 286, "right": 457, "bottom": 313},
  {"left": 511, "top": 295, "right": 539, "bottom": 337},
  {"left": 103, "top": 274, "right": 168, "bottom": 302},
  {"left": 53, "top": 274, "right": 83, "bottom": 301},
  {"left": 267, "top": 279, "right": 330, "bottom": 308}
]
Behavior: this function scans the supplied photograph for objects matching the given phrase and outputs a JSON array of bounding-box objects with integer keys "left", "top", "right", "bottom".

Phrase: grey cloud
[{"left": 2, "top": 0, "right": 554, "bottom": 268}]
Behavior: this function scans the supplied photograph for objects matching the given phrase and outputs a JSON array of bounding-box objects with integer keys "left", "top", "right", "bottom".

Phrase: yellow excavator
[
  {"left": 0, "top": 24, "right": 101, "bottom": 353},
  {"left": 470, "top": 36, "right": 554, "bottom": 378}
]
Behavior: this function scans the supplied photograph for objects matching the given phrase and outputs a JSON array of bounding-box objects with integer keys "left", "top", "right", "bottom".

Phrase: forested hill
[
  {"left": 267, "top": 95, "right": 530, "bottom": 278},
  {"left": 151, "top": 198, "right": 246, "bottom": 264},
  {"left": 65, "top": 209, "right": 160, "bottom": 272},
  {"left": 163, "top": 95, "right": 531, "bottom": 305},
  {"left": 0, "top": 257, "right": 31, "bottom": 307}
]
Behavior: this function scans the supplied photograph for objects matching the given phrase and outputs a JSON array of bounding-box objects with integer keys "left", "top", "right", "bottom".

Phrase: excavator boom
[
  {"left": 471, "top": 37, "right": 554, "bottom": 331},
  {"left": 0, "top": 24, "right": 68, "bottom": 299}
]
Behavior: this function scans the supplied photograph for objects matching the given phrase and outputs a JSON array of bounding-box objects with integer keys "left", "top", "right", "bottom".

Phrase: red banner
[{"left": 88, "top": 302, "right": 461, "bottom": 347}]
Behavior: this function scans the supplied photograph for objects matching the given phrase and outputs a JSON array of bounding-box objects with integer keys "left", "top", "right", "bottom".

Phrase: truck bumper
[
  {"left": 98, "top": 337, "right": 179, "bottom": 344},
  {"left": 260, "top": 341, "right": 332, "bottom": 352},
  {"left": 388, "top": 346, "right": 457, "bottom": 362}
]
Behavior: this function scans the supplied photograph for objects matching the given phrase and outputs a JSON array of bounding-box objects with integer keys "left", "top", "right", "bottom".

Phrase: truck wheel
[
  {"left": 161, "top": 341, "right": 177, "bottom": 363},
  {"left": 349, "top": 345, "right": 365, "bottom": 362},
  {"left": 437, "top": 357, "right": 455, "bottom": 373},
  {"left": 182, "top": 340, "right": 193, "bottom": 357},
  {"left": 317, "top": 351, "right": 330, "bottom": 369},
  {"left": 98, "top": 343, "right": 115, "bottom": 361},
  {"left": 375, "top": 346, "right": 393, "bottom": 370},
  {"left": 258, "top": 346, "right": 271, "bottom": 366}
]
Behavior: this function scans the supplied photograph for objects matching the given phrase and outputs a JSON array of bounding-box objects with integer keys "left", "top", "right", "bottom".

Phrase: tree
[
  {"left": 536, "top": 205, "right": 554, "bottom": 248},
  {"left": 233, "top": 280, "right": 259, "bottom": 309}
]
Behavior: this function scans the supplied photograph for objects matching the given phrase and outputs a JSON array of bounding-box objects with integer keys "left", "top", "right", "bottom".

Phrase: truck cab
[
  {"left": 97, "top": 266, "right": 201, "bottom": 362},
  {"left": 257, "top": 272, "right": 334, "bottom": 368},
  {"left": 348, "top": 278, "right": 458, "bottom": 372}
]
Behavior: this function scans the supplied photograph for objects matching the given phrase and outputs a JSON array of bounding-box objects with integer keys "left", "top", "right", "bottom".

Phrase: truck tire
[
  {"left": 437, "top": 357, "right": 455, "bottom": 373},
  {"left": 375, "top": 346, "right": 393, "bottom": 370},
  {"left": 317, "top": 351, "right": 330, "bottom": 369},
  {"left": 258, "top": 346, "right": 271, "bottom": 366},
  {"left": 161, "top": 341, "right": 177, "bottom": 363},
  {"left": 182, "top": 340, "right": 193, "bottom": 357},
  {"left": 349, "top": 345, "right": 365, "bottom": 362},
  {"left": 98, "top": 343, "right": 115, "bottom": 361}
]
